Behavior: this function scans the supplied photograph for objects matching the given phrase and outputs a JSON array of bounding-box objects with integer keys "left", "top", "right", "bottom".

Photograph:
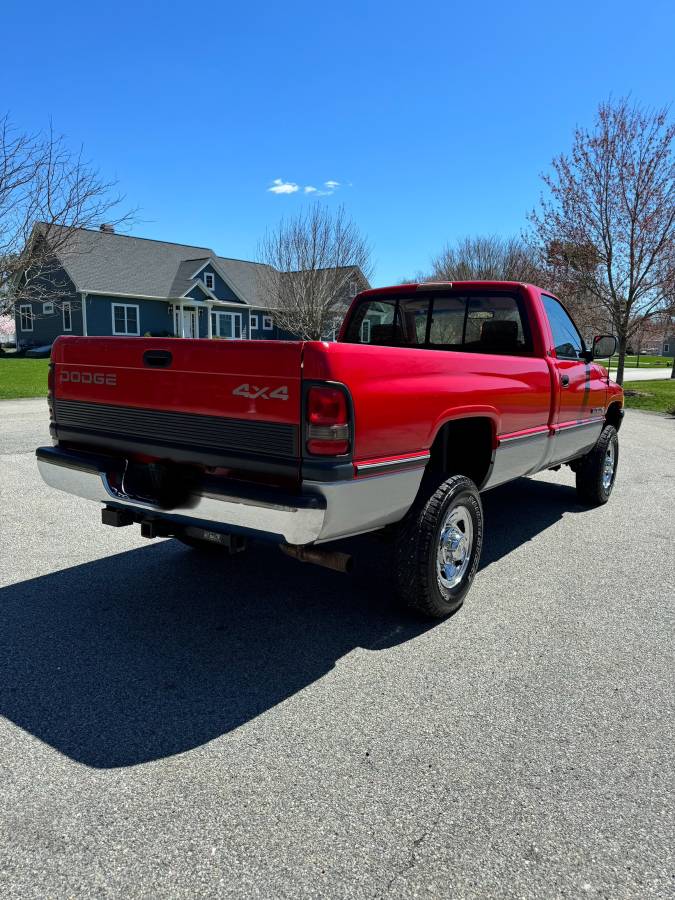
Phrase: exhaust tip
[{"left": 280, "top": 543, "right": 353, "bottom": 574}]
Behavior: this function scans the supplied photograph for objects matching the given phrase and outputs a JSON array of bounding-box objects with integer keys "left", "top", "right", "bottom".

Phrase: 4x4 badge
[{"left": 232, "top": 383, "right": 289, "bottom": 400}]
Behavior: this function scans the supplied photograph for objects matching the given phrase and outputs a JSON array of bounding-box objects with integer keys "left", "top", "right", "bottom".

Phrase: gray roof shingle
[
  {"left": 40, "top": 225, "right": 369, "bottom": 308},
  {"left": 168, "top": 258, "right": 211, "bottom": 298},
  {"left": 47, "top": 226, "right": 219, "bottom": 299},
  {"left": 215, "top": 257, "right": 278, "bottom": 308}
]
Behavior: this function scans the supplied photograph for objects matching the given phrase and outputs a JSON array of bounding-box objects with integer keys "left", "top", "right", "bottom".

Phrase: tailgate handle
[{"left": 143, "top": 350, "right": 173, "bottom": 368}]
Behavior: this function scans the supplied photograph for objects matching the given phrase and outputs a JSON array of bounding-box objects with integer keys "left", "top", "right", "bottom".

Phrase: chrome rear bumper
[
  {"left": 36, "top": 446, "right": 427, "bottom": 545},
  {"left": 36, "top": 447, "right": 325, "bottom": 545}
]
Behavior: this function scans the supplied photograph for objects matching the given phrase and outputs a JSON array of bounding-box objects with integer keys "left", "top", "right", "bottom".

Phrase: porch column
[
  {"left": 180, "top": 302, "right": 186, "bottom": 338},
  {"left": 207, "top": 303, "right": 213, "bottom": 339}
]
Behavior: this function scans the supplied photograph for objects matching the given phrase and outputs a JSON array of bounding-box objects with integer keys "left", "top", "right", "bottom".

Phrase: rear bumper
[
  {"left": 36, "top": 446, "right": 427, "bottom": 545},
  {"left": 36, "top": 446, "right": 325, "bottom": 545}
]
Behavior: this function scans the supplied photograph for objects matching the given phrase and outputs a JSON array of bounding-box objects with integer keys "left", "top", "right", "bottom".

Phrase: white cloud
[
  {"left": 268, "top": 178, "right": 299, "bottom": 195},
  {"left": 267, "top": 178, "right": 346, "bottom": 196}
]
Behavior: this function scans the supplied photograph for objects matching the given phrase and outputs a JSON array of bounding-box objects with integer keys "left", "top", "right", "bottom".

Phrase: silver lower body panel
[
  {"left": 483, "top": 417, "right": 606, "bottom": 490},
  {"left": 307, "top": 468, "right": 426, "bottom": 543}
]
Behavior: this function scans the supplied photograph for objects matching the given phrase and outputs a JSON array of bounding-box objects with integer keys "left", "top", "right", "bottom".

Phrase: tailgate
[{"left": 51, "top": 336, "right": 304, "bottom": 477}]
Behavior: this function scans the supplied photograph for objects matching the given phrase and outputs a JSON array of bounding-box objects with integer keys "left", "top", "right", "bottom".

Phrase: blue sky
[{"left": 3, "top": 0, "right": 674, "bottom": 285}]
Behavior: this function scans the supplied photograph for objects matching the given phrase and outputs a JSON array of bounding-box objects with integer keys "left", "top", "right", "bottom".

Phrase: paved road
[{"left": 1, "top": 399, "right": 673, "bottom": 899}]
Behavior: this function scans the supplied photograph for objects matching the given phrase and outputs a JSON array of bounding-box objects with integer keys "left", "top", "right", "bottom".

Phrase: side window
[
  {"left": 542, "top": 295, "right": 584, "bottom": 360},
  {"left": 19, "top": 304, "right": 33, "bottom": 331}
]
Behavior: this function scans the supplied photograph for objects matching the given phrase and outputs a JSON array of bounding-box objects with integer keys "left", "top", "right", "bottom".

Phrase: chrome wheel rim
[
  {"left": 602, "top": 440, "right": 616, "bottom": 491},
  {"left": 437, "top": 504, "right": 474, "bottom": 591}
]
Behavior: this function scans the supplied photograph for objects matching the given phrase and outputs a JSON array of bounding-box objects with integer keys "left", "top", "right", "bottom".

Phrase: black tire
[
  {"left": 575, "top": 425, "right": 619, "bottom": 505},
  {"left": 394, "top": 474, "right": 483, "bottom": 619}
]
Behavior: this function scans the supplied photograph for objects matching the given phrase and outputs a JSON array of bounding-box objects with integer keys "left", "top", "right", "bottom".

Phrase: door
[
  {"left": 174, "top": 307, "right": 198, "bottom": 338},
  {"left": 541, "top": 294, "right": 606, "bottom": 464}
]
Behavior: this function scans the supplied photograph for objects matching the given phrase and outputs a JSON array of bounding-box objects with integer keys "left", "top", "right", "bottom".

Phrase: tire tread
[{"left": 394, "top": 474, "right": 482, "bottom": 618}]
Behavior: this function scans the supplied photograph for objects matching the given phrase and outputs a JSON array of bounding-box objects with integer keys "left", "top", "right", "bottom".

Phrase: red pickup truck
[{"left": 37, "top": 281, "right": 623, "bottom": 618}]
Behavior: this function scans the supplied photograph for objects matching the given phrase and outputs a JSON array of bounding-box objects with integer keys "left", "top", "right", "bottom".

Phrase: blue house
[{"left": 14, "top": 224, "right": 369, "bottom": 348}]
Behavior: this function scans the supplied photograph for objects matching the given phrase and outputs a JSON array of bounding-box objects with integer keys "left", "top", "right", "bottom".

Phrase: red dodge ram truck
[{"left": 37, "top": 281, "right": 624, "bottom": 618}]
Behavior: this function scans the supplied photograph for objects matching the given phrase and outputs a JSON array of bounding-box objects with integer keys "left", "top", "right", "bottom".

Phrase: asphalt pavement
[{"left": 1, "top": 398, "right": 673, "bottom": 899}]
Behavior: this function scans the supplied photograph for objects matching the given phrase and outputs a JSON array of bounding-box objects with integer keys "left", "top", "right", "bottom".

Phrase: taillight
[
  {"left": 47, "top": 363, "right": 55, "bottom": 418},
  {"left": 47, "top": 362, "right": 57, "bottom": 443},
  {"left": 306, "top": 385, "right": 350, "bottom": 455}
]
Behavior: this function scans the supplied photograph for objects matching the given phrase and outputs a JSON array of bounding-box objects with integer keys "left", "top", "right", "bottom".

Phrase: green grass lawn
[
  {"left": 597, "top": 354, "right": 672, "bottom": 370},
  {"left": 0, "top": 356, "right": 50, "bottom": 399},
  {"left": 623, "top": 378, "right": 675, "bottom": 415}
]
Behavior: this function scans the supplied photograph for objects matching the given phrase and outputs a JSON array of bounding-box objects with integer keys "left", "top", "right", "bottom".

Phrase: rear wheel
[
  {"left": 575, "top": 425, "right": 619, "bottom": 505},
  {"left": 394, "top": 475, "right": 483, "bottom": 619}
]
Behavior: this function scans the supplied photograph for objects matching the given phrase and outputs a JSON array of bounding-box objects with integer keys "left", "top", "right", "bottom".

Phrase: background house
[{"left": 13, "top": 225, "right": 369, "bottom": 349}]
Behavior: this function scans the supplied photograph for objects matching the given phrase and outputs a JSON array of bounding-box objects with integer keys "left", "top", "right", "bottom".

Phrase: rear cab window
[{"left": 343, "top": 290, "right": 533, "bottom": 355}]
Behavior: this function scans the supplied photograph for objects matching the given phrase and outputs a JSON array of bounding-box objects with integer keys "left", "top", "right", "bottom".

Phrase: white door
[{"left": 174, "top": 307, "right": 198, "bottom": 338}]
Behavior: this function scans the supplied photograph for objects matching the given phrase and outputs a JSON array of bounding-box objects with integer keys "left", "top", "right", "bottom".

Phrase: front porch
[{"left": 171, "top": 300, "right": 245, "bottom": 340}]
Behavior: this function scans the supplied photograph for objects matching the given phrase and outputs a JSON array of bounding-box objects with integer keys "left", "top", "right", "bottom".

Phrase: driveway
[
  {"left": 611, "top": 367, "right": 672, "bottom": 381},
  {"left": 1, "top": 399, "right": 673, "bottom": 899}
]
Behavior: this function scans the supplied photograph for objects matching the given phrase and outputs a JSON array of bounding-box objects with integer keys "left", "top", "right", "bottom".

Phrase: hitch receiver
[{"left": 102, "top": 507, "right": 134, "bottom": 528}]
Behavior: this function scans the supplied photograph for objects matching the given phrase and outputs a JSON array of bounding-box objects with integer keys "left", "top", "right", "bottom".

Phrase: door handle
[
  {"left": 143, "top": 349, "right": 173, "bottom": 368},
  {"left": 561, "top": 374, "right": 570, "bottom": 388}
]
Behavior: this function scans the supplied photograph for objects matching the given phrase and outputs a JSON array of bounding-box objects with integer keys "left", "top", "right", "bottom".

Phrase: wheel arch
[
  {"left": 606, "top": 401, "right": 624, "bottom": 432},
  {"left": 426, "top": 414, "right": 497, "bottom": 490}
]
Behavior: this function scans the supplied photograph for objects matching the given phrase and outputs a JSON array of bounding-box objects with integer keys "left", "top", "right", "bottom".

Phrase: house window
[
  {"left": 43, "top": 302, "right": 54, "bottom": 315},
  {"left": 349, "top": 279, "right": 358, "bottom": 298},
  {"left": 263, "top": 315, "right": 273, "bottom": 331},
  {"left": 361, "top": 319, "right": 371, "bottom": 342},
  {"left": 112, "top": 303, "right": 140, "bottom": 336},
  {"left": 665, "top": 343, "right": 670, "bottom": 353},
  {"left": 249, "top": 314, "right": 259, "bottom": 330},
  {"left": 62, "top": 302, "right": 72, "bottom": 332},
  {"left": 19, "top": 305, "right": 33, "bottom": 331},
  {"left": 204, "top": 272, "right": 215, "bottom": 291},
  {"left": 211, "top": 311, "right": 242, "bottom": 339}
]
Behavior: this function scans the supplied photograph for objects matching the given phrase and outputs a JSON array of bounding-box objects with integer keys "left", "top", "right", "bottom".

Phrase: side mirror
[{"left": 592, "top": 334, "right": 617, "bottom": 360}]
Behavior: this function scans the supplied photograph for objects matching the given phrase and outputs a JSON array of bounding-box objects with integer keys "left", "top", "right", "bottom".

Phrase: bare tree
[
  {"left": 431, "top": 235, "right": 545, "bottom": 284},
  {"left": 0, "top": 114, "right": 130, "bottom": 317},
  {"left": 529, "top": 99, "right": 675, "bottom": 385},
  {"left": 257, "top": 204, "right": 372, "bottom": 340}
]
